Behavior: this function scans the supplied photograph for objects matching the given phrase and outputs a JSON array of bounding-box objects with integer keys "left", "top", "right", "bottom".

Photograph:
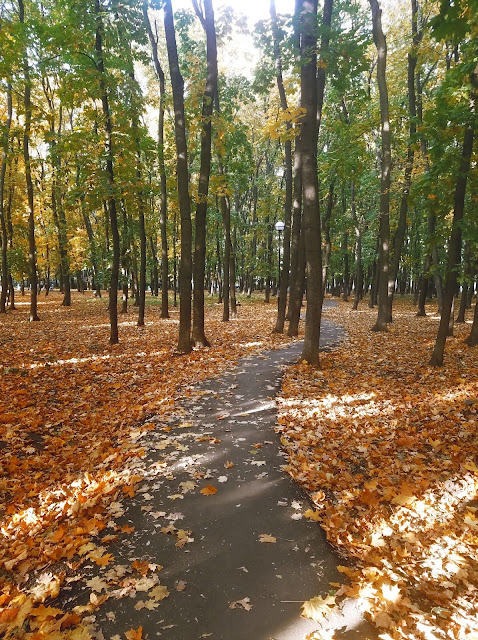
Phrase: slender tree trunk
[
  {"left": 19, "top": 0, "right": 39, "bottom": 322},
  {"left": 6, "top": 160, "right": 15, "bottom": 309},
  {"left": 287, "top": 135, "right": 303, "bottom": 322},
  {"left": 288, "top": 227, "right": 305, "bottom": 336},
  {"left": 456, "top": 241, "right": 470, "bottom": 323},
  {"left": 271, "top": 0, "right": 293, "bottom": 334},
  {"left": 0, "top": 84, "right": 12, "bottom": 313},
  {"left": 221, "top": 193, "right": 231, "bottom": 321},
  {"left": 369, "top": 0, "right": 392, "bottom": 332},
  {"left": 465, "top": 298, "right": 478, "bottom": 346},
  {"left": 430, "top": 64, "right": 476, "bottom": 366},
  {"left": 321, "top": 179, "right": 334, "bottom": 295},
  {"left": 164, "top": 0, "right": 192, "bottom": 352},
  {"left": 300, "top": 0, "right": 322, "bottom": 366},
  {"left": 192, "top": 0, "right": 217, "bottom": 346},
  {"left": 143, "top": 1, "right": 169, "bottom": 319},
  {"left": 230, "top": 229, "right": 237, "bottom": 318},
  {"left": 55, "top": 108, "right": 71, "bottom": 307},
  {"left": 351, "top": 182, "right": 363, "bottom": 311},
  {"left": 79, "top": 192, "right": 102, "bottom": 297},
  {"left": 95, "top": 0, "right": 120, "bottom": 343}
]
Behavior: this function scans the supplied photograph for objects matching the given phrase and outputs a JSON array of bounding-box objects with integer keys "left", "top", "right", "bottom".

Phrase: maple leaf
[
  {"left": 303, "top": 509, "right": 321, "bottom": 521},
  {"left": 200, "top": 485, "right": 217, "bottom": 495},
  {"left": 149, "top": 585, "right": 169, "bottom": 601},
  {"left": 86, "top": 576, "right": 109, "bottom": 592},
  {"left": 30, "top": 573, "right": 63, "bottom": 602},
  {"left": 59, "top": 612, "right": 82, "bottom": 629},
  {"left": 121, "top": 524, "right": 135, "bottom": 534},
  {"left": 301, "top": 594, "right": 336, "bottom": 622},
  {"left": 94, "top": 553, "right": 114, "bottom": 567},
  {"left": 125, "top": 626, "right": 143, "bottom": 640},
  {"left": 30, "top": 604, "right": 64, "bottom": 620},
  {"left": 224, "top": 461, "right": 234, "bottom": 468},
  {"left": 132, "top": 560, "right": 150, "bottom": 575}
]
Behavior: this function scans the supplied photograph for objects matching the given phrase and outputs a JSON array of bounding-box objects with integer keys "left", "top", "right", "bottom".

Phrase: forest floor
[
  {"left": 277, "top": 299, "right": 478, "bottom": 640},
  {"left": 0, "top": 292, "right": 477, "bottom": 640}
]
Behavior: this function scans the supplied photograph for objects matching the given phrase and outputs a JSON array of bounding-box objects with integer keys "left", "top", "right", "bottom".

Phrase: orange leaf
[
  {"left": 60, "top": 613, "right": 82, "bottom": 630},
  {"left": 94, "top": 553, "right": 113, "bottom": 566},
  {"left": 125, "top": 626, "right": 143, "bottom": 640},
  {"left": 0, "top": 607, "right": 19, "bottom": 623},
  {"left": 132, "top": 560, "right": 150, "bottom": 575},
  {"left": 200, "top": 485, "right": 217, "bottom": 495},
  {"left": 121, "top": 525, "right": 135, "bottom": 534}
]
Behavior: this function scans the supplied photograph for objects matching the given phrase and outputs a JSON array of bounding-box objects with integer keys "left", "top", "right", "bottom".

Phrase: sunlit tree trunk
[
  {"left": 143, "top": 1, "right": 169, "bottom": 319},
  {"left": 164, "top": 0, "right": 192, "bottom": 352},
  {"left": 271, "top": 0, "right": 292, "bottom": 334},
  {"left": 0, "top": 84, "right": 12, "bottom": 313},
  {"left": 95, "top": 0, "right": 120, "bottom": 343},
  {"left": 300, "top": 0, "right": 321, "bottom": 366},
  {"left": 192, "top": 0, "right": 217, "bottom": 346},
  {"left": 19, "top": 0, "right": 39, "bottom": 321},
  {"left": 369, "top": 0, "right": 391, "bottom": 332}
]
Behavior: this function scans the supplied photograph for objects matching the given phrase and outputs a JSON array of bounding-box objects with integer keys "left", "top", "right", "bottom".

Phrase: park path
[{"left": 65, "top": 311, "right": 376, "bottom": 640}]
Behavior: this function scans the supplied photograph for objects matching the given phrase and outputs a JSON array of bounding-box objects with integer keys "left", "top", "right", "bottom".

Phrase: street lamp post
[{"left": 275, "top": 220, "right": 284, "bottom": 297}]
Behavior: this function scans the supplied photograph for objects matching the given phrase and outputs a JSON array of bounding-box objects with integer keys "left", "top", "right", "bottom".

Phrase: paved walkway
[{"left": 63, "top": 314, "right": 377, "bottom": 640}]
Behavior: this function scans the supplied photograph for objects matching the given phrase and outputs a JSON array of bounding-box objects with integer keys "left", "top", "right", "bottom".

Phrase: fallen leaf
[
  {"left": 229, "top": 597, "right": 253, "bottom": 611},
  {"left": 200, "top": 485, "right": 217, "bottom": 495}
]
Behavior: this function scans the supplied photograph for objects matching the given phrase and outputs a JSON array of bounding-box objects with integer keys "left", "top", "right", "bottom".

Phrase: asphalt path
[{"left": 62, "top": 312, "right": 377, "bottom": 640}]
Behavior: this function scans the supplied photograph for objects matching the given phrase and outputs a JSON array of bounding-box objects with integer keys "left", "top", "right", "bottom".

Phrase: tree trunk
[
  {"left": 192, "top": 0, "right": 217, "bottom": 346},
  {"left": 221, "top": 193, "right": 231, "bottom": 321},
  {"left": 465, "top": 298, "right": 478, "bottom": 346},
  {"left": 369, "top": 0, "right": 392, "bottom": 332},
  {"left": 300, "top": 0, "right": 322, "bottom": 366},
  {"left": 430, "top": 64, "right": 476, "bottom": 366},
  {"left": 288, "top": 226, "right": 305, "bottom": 336},
  {"left": 0, "top": 84, "right": 12, "bottom": 313},
  {"left": 95, "top": 0, "right": 120, "bottom": 344},
  {"left": 143, "top": 1, "right": 169, "bottom": 319},
  {"left": 456, "top": 241, "right": 470, "bottom": 323},
  {"left": 287, "top": 134, "right": 303, "bottom": 323},
  {"left": 271, "top": 0, "right": 293, "bottom": 334},
  {"left": 350, "top": 182, "right": 363, "bottom": 311},
  {"left": 321, "top": 179, "right": 334, "bottom": 296},
  {"left": 55, "top": 108, "right": 71, "bottom": 307},
  {"left": 164, "top": 0, "right": 192, "bottom": 352},
  {"left": 19, "top": 0, "right": 39, "bottom": 322}
]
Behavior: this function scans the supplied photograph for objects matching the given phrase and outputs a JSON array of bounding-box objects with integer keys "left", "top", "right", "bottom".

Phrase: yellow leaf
[
  {"left": 303, "top": 509, "right": 321, "bottom": 521},
  {"left": 259, "top": 534, "right": 277, "bottom": 543},
  {"left": 301, "top": 594, "right": 336, "bottom": 622}
]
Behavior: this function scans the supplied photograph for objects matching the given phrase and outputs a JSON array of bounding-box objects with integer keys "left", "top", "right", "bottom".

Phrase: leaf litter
[{"left": 277, "top": 300, "right": 478, "bottom": 640}]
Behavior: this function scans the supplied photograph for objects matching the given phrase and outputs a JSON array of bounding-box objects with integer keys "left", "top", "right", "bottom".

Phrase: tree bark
[
  {"left": 0, "top": 84, "right": 12, "bottom": 313},
  {"left": 143, "top": 1, "right": 169, "bottom": 319},
  {"left": 369, "top": 0, "right": 392, "bottom": 332},
  {"left": 465, "top": 298, "right": 478, "bottom": 346},
  {"left": 192, "top": 0, "right": 217, "bottom": 346},
  {"left": 430, "top": 64, "right": 476, "bottom": 366},
  {"left": 19, "top": 0, "right": 39, "bottom": 321},
  {"left": 388, "top": 24, "right": 418, "bottom": 316},
  {"left": 95, "top": 0, "right": 120, "bottom": 343},
  {"left": 271, "top": 0, "right": 293, "bottom": 334},
  {"left": 164, "top": 0, "right": 192, "bottom": 352},
  {"left": 351, "top": 181, "right": 363, "bottom": 311},
  {"left": 300, "top": 0, "right": 322, "bottom": 366},
  {"left": 456, "top": 241, "right": 470, "bottom": 323}
]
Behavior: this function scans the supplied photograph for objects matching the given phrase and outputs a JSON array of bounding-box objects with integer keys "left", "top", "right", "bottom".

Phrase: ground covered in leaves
[
  {"left": 0, "top": 291, "right": 293, "bottom": 639},
  {"left": 277, "top": 299, "right": 478, "bottom": 640}
]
